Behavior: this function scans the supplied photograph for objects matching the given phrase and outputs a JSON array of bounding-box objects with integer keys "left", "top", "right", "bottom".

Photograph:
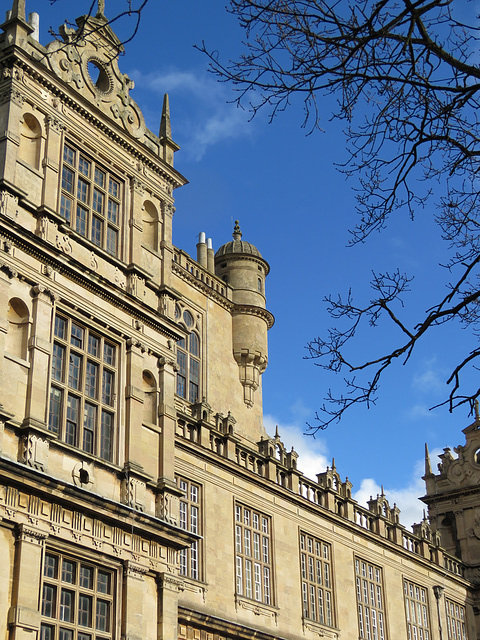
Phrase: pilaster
[
  {"left": 156, "top": 573, "right": 183, "bottom": 640},
  {"left": 122, "top": 560, "right": 150, "bottom": 640},
  {"left": 8, "top": 524, "right": 48, "bottom": 640},
  {"left": 23, "top": 286, "right": 54, "bottom": 430}
]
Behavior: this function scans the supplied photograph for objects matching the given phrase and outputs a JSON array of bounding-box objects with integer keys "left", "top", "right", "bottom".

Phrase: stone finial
[
  {"left": 10, "top": 0, "right": 26, "bottom": 20},
  {"left": 275, "top": 424, "right": 280, "bottom": 439},
  {"left": 159, "top": 94, "right": 172, "bottom": 140},
  {"left": 97, "top": 0, "right": 106, "bottom": 17},
  {"left": 233, "top": 220, "right": 242, "bottom": 241},
  {"left": 424, "top": 443, "right": 433, "bottom": 476},
  {"left": 475, "top": 398, "right": 479, "bottom": 422}
]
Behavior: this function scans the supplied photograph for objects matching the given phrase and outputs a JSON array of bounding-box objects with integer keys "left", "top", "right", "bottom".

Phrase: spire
[
  {"left": 274, "top": 424, "right": 280, "bottom": 439},
  {"left": 381, "top": 484, "right": 385, "bottom": 497},
  {"left": 475, "top": 398, "right": 480, "bottom": 422},
  {"left": 233, "top": 220, "right": 242, "bottom": 241},
  {"left": 424, "top": 443, "right": 433, "bottom": 476},
  {"left": 331, "top": 457, "right": 336, "bottom": 471},
  {"left": 10, "top": 0, "right": 26, "bottom": 20},
  {"left": 159, "top": 94, "right": 172, "bottom": 140}
]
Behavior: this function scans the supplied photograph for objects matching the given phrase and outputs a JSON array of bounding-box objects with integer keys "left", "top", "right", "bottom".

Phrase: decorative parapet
[
  {"left": 172, "top": 248, "right": 231, "bottom": 302},
  {"left": 175, "top": 405, "right": 467, "bottom": 580}
]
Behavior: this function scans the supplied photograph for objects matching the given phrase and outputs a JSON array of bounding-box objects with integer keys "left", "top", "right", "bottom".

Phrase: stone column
[
  {"left": 8, "top": 524, "right": 48, "bottom": 640},
  {"left": 156, "top": 574, "right": 182, "bottom": 640}
]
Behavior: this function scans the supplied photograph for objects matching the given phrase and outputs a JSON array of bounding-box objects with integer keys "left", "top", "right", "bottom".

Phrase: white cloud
[
  {"left": 130, "top": 68, "right": 253, "bottom": 160},
  {"left": 405, "top": 403, "right": 434, "bottom": 420},
  {"left": 412, "top": 358, "right": 447, "bottom": 395},
  {"left": 353, "top": 448, "right": 447, "bottom": 529},
  {"left": 263, "top": 413, "right": 330, "bottom": 482}
]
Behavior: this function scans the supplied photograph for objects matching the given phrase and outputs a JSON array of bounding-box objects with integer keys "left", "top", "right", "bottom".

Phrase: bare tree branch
[{"left": 199, "top": 0, "right": 480, "bottom": 430}]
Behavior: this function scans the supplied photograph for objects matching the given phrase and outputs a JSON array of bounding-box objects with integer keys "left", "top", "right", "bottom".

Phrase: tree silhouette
[{"left": 198, "top": 0, "right": 480, "bottom": 429}]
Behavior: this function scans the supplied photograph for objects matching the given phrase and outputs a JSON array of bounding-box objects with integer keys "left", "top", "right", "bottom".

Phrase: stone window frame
[
  {"left": 59, "top": 141, "right": 122, "bottom": 258},
  {"left": 175, "top": 303, "right": 201, "bottom": 403},
  {"left": 299, "top": 531, "right": 335, "bottom": 627},
  {"left": 176, "top": 475, "right": 202, "bottom": 581},
  {"left": 355, "top": 557, "right": 387, "bottom": 640},
  {"left": 403, "top": 579, "right": 431, "bottom": 640},
  {"left": 40, "top": 549, "right": 117, "bottom": 640},
  {"left": 48, "top": 312, "right": 118, "bottom": 463},
  {"left": 234, "top": 503, "right": 273, "bottom": 606},
  {"left": 445, "top": 598, "right": 467, "bottom": 640}
]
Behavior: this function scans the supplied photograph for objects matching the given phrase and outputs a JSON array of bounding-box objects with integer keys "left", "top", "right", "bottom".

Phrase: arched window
[
  {"left": 6, "top": 298, "right": 29, "bottom": 360},
  {"left": 142, "top": 370, "right": 157, "bottom": 424},
  {"left": 18, "top": 113, "right": 41, "bottom": 169},
  {"left": 175, "top": 305, "right": 201, "bottom": 403},
  {"left": 142, "top": 200, "right": 158, "bottom": 251}
]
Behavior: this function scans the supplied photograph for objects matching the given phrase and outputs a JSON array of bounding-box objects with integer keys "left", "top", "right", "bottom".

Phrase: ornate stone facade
[{"left": 0, "top": 4, "right": 478, "bottom": 640}]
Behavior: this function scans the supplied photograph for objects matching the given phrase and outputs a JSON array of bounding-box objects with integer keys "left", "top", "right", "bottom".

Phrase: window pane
[
  {"left": 48, "top": 387, "right": 62, "bottom": 435},
  {"left": 80, "top": 565, "right": 93, "bottom": 590},
  {"left": 85, "top": 361, "right": 98, "bottom": 398},
  {"left": 102, "top": 370, "right": 114, "bottom": 405},
  {"left": 91, "top": 217, "right": 102, "bottom": 246},
  {"left": 61, "top": 560, "right": 75, "bottom": 584},
  {"left": 62, "top": 167, "right": 74, "bottom": 193},
  {"left": 60, "top": 195, "right": 72, "bottom": 223},
  {"left": 79, "top": 156, "right": 90, "bottom": 177},
  {"left": 71, "top": 324, "right": 84, "bottom": 348},
  {"left": 94, "top": 168, "right": 105, "bottom": 188},
  {"left": 52, "top": 343, "right": 65, "bottom": 381},
  {"left": 100, "top": 411, "right": 113, "bottom": 461},
  {"left": 103, "top": 343, "right": 115, "bottom": 366},
  {"left": 54, "top": 316, "right": 67, "bottom": 340},
  {"left": 106, "top": 226, "right": 118, "bottom": 257},
  {"left": 93, "top": 189, "right": 104, "bottom": 214},
  {"left": 78, "top": 594, "right": 92, "bottom": 627},
  {"left": 107, "top": 200, "right": 118, "bottom": 224},
  {"left": 77, "top": 178, "right": 89, "bottom": 203},
  {"left": 76, "top": 206, "right": 87, "bottom": 237}
]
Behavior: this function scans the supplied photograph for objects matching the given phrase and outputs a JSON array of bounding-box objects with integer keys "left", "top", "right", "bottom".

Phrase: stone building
[{"left": 0, "top": 2, "right": 479, "bottom": 640}]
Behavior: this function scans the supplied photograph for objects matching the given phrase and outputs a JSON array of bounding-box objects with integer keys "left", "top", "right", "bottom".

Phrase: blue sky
[{"left": 30, "top": 0, "right": 480, "bottom": 527}]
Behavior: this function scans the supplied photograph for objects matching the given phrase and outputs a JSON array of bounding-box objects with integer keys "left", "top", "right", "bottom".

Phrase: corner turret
[{"left": 215, "top": 221, "right": 274, "bottom": 408}]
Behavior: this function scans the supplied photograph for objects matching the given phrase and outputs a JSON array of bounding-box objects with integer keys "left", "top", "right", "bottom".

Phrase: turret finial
[
  {"left": 233, "top": 220, "right": 242, "bottom": 241},
  {"left": 160, "top": 94, "right": 172, "bottom": 140},
  {"left": 332, "top": 457, "right": 336, "bottom": 470},
  {"left": 475, "top": 399, "right": 479, "bottom": 421},
  {"left": 275, "top": 424, "right": 280, "bottom": 439}
]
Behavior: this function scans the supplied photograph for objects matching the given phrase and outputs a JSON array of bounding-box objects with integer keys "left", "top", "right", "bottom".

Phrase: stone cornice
[
  {"left": 232, "top": 304, "right": 275, "bottom": 329},
  {"left": 0, "top": 216, "right": 181, "bottom": 343}
]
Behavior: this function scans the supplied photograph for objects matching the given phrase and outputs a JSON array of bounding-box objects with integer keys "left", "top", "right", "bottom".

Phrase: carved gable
[{"left": 44, "top": 14, "right": 146, "bottom": 140}]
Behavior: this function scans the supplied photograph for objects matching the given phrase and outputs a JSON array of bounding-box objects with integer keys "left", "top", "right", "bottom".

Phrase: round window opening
[{"left": 87, "top": 60, "right": 111, "bottom": 93}]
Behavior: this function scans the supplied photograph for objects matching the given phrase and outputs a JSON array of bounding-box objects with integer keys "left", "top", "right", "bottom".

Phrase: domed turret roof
[{"left": 215, "top": 221, "right": 263, "bottom": 258}]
